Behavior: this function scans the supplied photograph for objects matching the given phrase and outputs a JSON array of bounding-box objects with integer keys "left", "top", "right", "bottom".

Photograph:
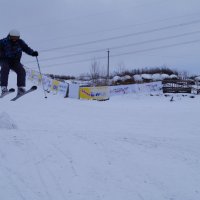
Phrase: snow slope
[{"left": 0, "top": 73, "right": 200, "bottom": 200}]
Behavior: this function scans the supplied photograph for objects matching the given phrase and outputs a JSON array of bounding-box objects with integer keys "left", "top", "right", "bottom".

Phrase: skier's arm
[{"left": 20, "top": 39, "right": 36, "bottom": 56}]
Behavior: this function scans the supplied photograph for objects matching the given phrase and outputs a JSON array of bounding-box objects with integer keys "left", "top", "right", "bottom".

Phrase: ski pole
[{"left": 36, "top": 56, "right": 47, "bottom": 99}]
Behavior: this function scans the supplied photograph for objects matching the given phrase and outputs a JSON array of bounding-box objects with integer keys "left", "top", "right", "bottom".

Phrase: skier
[{"left": 0, "top": 29, "right": 38, "bottom": 95}]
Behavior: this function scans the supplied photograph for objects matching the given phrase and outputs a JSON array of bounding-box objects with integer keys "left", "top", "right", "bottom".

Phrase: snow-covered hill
[{"left": 0, "top": 73, "right": 200, "bottom": 200}]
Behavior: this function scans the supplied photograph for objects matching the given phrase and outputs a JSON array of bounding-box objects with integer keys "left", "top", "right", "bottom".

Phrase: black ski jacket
[{"left": 0, "top": 36, "right": 34, "bottom": 63}]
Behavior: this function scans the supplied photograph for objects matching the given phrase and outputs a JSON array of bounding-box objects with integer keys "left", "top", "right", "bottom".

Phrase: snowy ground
[{"left": 0, "top": 75, "right": 200, "bottom": 200}]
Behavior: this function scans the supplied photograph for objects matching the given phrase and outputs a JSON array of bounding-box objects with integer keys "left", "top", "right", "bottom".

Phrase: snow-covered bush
[
  {"left": 194, "top": 76, "right": 200, "bottom": 81},
  {"left": 133, "top": 74, "right": 143, "bottom": 82},
  {"left": 141, "top": 74, "right": 152, "bottom": 81},
  {"left": 112, "top": 76, "right": 123, "bottom": 85},
  {"left": 152, "top": 74, "right": 162, "bottom": 81},
  {"left": 169, "top": 74, "right": 178, "bottom": 79},
  {"left": 112, "top": 76, "right": 122, "bottom": 82},
  {"left": 122, "top": 75, "right": 132, "bottom": 81},
  {"left": 159, "top": 74, "right": 169, "bottom": 80}
]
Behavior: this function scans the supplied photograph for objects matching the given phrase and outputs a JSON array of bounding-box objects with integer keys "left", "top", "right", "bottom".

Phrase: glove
[{"left": 32, "top": 51, "right": 38, "bottom": 57}]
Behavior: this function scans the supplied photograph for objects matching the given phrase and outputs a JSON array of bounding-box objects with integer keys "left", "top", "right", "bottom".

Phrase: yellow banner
[
  {"left": 79, "top": 86, "right": 109, "bottom": 100},
  {"left": 51, "top": 80, "right": 60, "bottom": 93}
]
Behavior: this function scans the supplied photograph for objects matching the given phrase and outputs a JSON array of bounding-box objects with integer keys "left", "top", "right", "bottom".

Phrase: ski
[
  {"left": 0, "top": 88, "right": 15, "bottom": 98},
  {"left": 10, "top": 86, "right": 37, "bottom": 101}
]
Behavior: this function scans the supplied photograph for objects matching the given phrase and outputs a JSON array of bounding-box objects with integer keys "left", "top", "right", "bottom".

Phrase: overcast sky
[{"left": 1, "top": 0, "right": 200, "bottom": 76}]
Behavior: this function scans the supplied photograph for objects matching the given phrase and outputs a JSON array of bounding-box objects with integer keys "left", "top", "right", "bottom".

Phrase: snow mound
[{"left": 0, "top": 112, "right": 18, "bottom": 129}]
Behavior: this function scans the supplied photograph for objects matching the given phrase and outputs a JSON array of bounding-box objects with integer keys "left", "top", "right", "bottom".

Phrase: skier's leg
[
  {"left": 11, "top": 63, "right": 26, "bottom": 87},
  {"left": 11, "top": 63, "right": 26, "bottom": 95},
  {"left": 0, "top": 61, "right": 10, "bottom": 88}
]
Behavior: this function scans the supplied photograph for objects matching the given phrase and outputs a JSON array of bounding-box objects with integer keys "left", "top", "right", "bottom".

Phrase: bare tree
[
  {"left": 114, "top": 62, "right": 126, "bottom": 76},
  {"left": 90, "top": 59, "right": 101, "bottom": 86},
  {"left": 178, "top": 70, "right": 189, "bottom": 80}
]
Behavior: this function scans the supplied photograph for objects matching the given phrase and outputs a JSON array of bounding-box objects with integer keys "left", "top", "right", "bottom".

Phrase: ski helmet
[{"left": 9, "top": 29, "right": 20, "bottom": 37}]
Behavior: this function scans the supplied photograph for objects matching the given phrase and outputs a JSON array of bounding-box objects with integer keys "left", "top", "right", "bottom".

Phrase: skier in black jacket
[{"left": 0, "top": 29, "right": 38, "bottom": 95}]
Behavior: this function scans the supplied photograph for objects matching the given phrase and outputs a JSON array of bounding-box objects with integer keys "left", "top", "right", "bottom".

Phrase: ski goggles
[{"left": 9, "top": 36, "right": 20, "bottom": 41}]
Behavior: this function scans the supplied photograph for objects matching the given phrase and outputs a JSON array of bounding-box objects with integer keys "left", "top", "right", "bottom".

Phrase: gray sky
[{"left": 1, "top": 0, "right": 200, "bottom": 76}]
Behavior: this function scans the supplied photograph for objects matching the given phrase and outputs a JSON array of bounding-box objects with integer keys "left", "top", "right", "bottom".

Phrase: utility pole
[{"left": 107, "top": 49, "right": 110, "bottom": 85}]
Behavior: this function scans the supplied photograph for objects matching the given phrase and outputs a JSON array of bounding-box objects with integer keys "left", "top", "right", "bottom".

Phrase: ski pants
[{"left": 0, "top": 60, "right": 26, "bottom": 87}]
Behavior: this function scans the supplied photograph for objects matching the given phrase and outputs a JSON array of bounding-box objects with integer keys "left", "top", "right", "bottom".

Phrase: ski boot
[
  {"left": 17, "top": 87, "right": 26, "bottom": 96},
  {"left": 1, "top": 86, "right": 8, "bottom": 95}
]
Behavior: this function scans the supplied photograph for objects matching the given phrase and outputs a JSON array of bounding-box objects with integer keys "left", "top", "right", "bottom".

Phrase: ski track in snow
[{"left": 0, "top": 86, "right": 200, "bottom": 200}]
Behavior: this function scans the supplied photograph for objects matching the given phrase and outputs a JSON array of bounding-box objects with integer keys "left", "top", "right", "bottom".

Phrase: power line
[
  {"left": 39, "top": 19, "right": 200, "bottom": 53},
  {"left": 37, "top": 38, "right": 200, "bottom": 68},
  {"left": 111, "top": 39, "right": 200, "bottom": 58},
  {"left": 25, "top": 29, "right": 200, "bottom": 64}
]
